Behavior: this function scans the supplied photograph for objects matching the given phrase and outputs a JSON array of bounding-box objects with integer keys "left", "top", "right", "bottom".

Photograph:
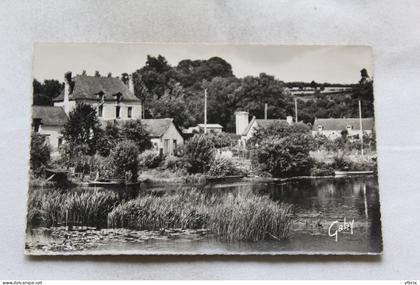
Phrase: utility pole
[
  {"left": 204, "top": 88, "right": 208, "bottom": 134},
  {"left": 359, "top": 99, "right": 364, "bottom": 157},
  {"left": 264, "top": 103, "right": 268, "bottom": 120},
  {"left": 294, "top": 98, "right": 298, "bottom": 123}
]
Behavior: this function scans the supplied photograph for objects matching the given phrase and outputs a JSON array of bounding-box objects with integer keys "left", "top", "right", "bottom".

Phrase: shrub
[
  {"left": 183, "top": 134, "right": 215, "bottom": 174},
  {"left": 208, "top": 156, "right": 239, "bottom": 177},
  {"left": 110, "top": 141, "right": 139, "bottom": 182},
  {"left": 206, "top": 132, "right": 235, "bottom": 148},
  {"left": 138, "top": 150, "right": 163, "bottom": 169},
  {"left": 120, "top": 119, "right": 152, "bottom": 152},
  {"left": 310, "top": 163, "right": 335, "bottom": 176},
  {"left": 30, "top": 133, "right": 51, "bottom": 176},
  {"left": 251, "top": 134, "right": 314, "bottom": 178},
  {"left": 96, "top": 122, "right": 120, "bottom": 157},
  {"left": 162, "top": 155, "right": 185, "bottom": 171}
]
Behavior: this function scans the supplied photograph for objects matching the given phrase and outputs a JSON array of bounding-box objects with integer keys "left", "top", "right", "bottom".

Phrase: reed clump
[
  {"left": 27, "top": 188, "right": 119, "bottom": 229},
  {"left": 108, "top": 188, "right": 294, "bottom": 241}
]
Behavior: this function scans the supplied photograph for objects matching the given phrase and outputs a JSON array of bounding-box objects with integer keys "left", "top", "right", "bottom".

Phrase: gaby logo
[{"left": 328, "top": 217, "right": 354, "bottom": 242}]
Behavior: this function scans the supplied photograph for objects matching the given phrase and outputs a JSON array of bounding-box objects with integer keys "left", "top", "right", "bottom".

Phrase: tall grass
[
  {"left": 27, "top": 189, "right": 119, "bottom": 229},
  {"left": 108, "top": 188, "right": 294, "bottom": 241}
]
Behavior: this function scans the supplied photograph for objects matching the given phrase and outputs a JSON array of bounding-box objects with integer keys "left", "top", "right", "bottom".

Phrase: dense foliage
[
  {"left": 62, "top": 103, "right": 103, "bottom": 156},
  {"left": 33, "top": 79, "right": 63, "bottom": 106},
  {"left": 30, "top": 133, "right": 51, "bottom": 175},
  {"left": 120, "top": 119, "right": 152, "bottom": 153},
  {"left": 183, "top": 134, "right": 215, "bottom": 174},
  {"left": 249, "top": 122, "right": 314, "bottom": 178},
  {"left": 109, "top": 141, "right": 140, "bottom": 182}
]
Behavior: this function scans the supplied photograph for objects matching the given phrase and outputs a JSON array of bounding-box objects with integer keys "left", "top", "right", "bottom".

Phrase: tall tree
[{"left": 62, "top": 103, "right": 103, "bottom": 155}]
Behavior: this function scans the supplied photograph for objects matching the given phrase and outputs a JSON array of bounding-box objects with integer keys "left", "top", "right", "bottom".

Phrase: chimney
[
  {"left": 286, "top": 115, "right": 293, "bottom": 125},
  {"left": 128, "top": 74, "right": 135, "bottom": 94},
  {"left": 63, "top": 72, "right": 72, "bottom": 115},
  {"left": 235, "top": 111, "right": 249, "bottom": 135}
]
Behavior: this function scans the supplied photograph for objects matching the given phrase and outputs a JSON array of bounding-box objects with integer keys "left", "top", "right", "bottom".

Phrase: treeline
[{"left": 32, "top": 56, "right": 374, "bottom": 128}]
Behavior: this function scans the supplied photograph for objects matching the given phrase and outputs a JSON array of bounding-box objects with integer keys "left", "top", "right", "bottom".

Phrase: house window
[
  {"left": 33, "top": 119, "right": 41, "bottom": 132},
  {"left": 116, "top": 106, "right": 120, "bottom": 118},
  {"left": 98, "top": 105, "right": 103, "bottom": 117},
  {"left": 58, "top": 137, "right": 63, "bottom": 147},
  {"left": 173, "top": 139, "right": 177, "bottom": 155},
  {"left": 127, "top": 107, "right": 132, "bottom": 118}
]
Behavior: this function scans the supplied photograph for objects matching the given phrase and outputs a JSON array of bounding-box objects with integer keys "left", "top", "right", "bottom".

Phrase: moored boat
[{"left": 334, "top": 170, "right": 374, "bottom": 177}]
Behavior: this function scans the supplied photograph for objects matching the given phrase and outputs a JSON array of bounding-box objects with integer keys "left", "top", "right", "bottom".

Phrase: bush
[
  {"left": 110, "top": 141, "right": 139, "bottom": 182},
  {"left": 138, "top": 150, "right": 163, "bottom": 169},
  {"left": 120, "top": 120, "right": 152, "bottom": 153},
  {"left": 183, "top": 134, "right": 215, "bottom": 174},
  {"left": 206, "top": 132, "right": 235, "bottom": 148},
  {"left": 251, "top": 134, "right": 314, "bottom": 178},
  {"left": 162, "top": 155, "right": 185, "bottom": 171},
  {"left": 310, "top": 163, "right": 335, "bottom": 176},
  {"left": 30, "top": 133, "right": 51, "bottom": 176},
  {"left": 208, "top": 156, "right": 239, "bottom": 177}
]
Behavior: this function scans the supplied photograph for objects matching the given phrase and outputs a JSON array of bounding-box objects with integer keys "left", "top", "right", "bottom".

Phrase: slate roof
[
  {"left": 53, "top": 75, "right": 140, "bottom": 102},
  {"left": 141, "top": 118, "right": 175, "bottom": 138},
  {"left": 32, "top": 106, "right": 68, "bottom": 126},
  {"left": 312, "top": 118, "right": 375, "bottom": 131},
  {"left": 242, "top": 117, "right": 287, "bottom": 136}
]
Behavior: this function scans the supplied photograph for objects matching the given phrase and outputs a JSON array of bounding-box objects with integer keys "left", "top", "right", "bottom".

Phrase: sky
[{"left": 33, "top": 43, "right": 373, "bottom": 84}]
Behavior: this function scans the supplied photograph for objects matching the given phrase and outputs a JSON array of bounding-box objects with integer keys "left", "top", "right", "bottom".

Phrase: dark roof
[
  {"left": 313, "top": 118, "right": 375, "bottom": 131},
  {"left": 53, "top": 75, "right": 140, "bottom": 102},
  {"left": 142, "top": 119, "right": 175, "bottom": 138},
  {"left": 242, "top": 117, "right": 287, "bottom": 136},
  {"left": 32, "top": 106, "right": 68, "bottom": 126}
]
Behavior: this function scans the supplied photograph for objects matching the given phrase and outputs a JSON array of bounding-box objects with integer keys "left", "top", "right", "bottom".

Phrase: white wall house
[
  {"left": 235, "top": 111, "right": 294, "bottom": 146},
  {"left": 53, "top": 72, "right": 142, "bottom": 122},
  {"left": 142, "top": 118, "right": 184, "bottom": 155},
  {"left": 312, "top": 118, "right": 374, "bottom": 140},
  {"left": 32, "top": 106, "right": 68, "bottom": 154}
]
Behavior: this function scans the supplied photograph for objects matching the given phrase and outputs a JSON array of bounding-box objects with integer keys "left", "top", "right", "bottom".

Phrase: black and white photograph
[{"left": 25, "top": 43, "right": 382, "bottom": 255}]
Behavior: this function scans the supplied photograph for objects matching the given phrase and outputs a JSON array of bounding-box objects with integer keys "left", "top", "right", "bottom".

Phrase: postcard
[{"left": 25, "top": 43, "right": 382, "bottom": 255}]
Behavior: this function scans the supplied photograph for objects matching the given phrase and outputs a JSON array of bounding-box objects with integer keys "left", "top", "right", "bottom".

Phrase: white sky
[{"left": 33, "top": 43, "right": 373, "bottom": 84}]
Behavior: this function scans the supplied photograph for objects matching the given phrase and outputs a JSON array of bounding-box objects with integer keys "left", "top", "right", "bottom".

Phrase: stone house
[{"left": 53, "top": 72, "right": 142, "bottom": 121}]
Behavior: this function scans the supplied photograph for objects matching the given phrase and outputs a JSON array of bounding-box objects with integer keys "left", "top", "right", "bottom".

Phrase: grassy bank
[{"left": 108, "top": 188, "right": 294, "bottom": 241}]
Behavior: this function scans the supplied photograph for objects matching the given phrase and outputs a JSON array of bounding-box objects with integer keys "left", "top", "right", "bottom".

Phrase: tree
[
  {"left": 252, "top": 134, "right": 314, "bottom": 178},
  {"left": 110, "top": 141, "right": 139, "bottom": 182},
  {"left": 96, "top": 121, "right": 120, "bottom": 157},
  {"left": 32, "top": 79, "right": 63, "bottom": 106},
  {"left": 183, "top": 134, "right": 215, "bottom": 174},
  {"left": 62, "top": 103, "right": 103, "bottom": 156},
  {"left": 120, "top": 119, "right": 152, "bottom": 153},
  {"left": 30, "top": 133, "right": 51, "bottom": 175}
]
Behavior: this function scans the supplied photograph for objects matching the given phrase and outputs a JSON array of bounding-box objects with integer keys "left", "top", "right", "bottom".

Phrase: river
[{"left": 26, "top": 176, "right": 382, "bottom": 255}]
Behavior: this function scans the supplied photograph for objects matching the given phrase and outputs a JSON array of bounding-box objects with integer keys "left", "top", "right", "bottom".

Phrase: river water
[{"left": 26, "top": 176, "right": 383, "bottom": 255}]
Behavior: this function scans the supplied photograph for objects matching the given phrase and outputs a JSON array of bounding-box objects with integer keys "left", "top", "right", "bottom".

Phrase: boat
[
  {"left": 88, "top": 179, "right": 140, "bottom": 188},
  {"left": 334, "top": 170, "right": 374, "bottom": 177}
]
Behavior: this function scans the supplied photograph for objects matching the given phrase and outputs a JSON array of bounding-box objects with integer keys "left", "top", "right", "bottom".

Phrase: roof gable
[
  {"left": 313, "top": 118, "right": 375, "bottom": 131},
  {"left": 32, "top": 106, "right": 68, "bottom": 126},
  {"left": 242, "top": 118, "right": 287, "bottom": 136},
  {"left": 142, "top": 118, "right": 175, "bottom": 138}
]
